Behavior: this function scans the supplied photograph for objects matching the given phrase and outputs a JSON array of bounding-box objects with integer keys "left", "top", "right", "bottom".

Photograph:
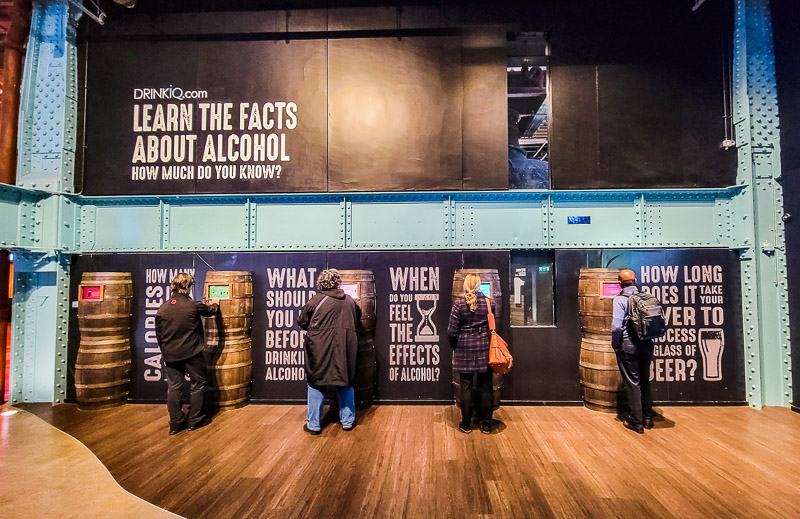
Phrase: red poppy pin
[{"left": 170, "top": 299, "right": 177, "bottom": 304}]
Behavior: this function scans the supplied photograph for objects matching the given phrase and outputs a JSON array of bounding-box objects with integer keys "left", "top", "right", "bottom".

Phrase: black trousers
[
  {"left": 459, "top": 370, "right": 493, "bottom": 427},
  {"left": 164, "top": 352, "right": 207, "bottom": 428},
  {"left": 615, "top": 337, "right": 655, "bottom": 426}
]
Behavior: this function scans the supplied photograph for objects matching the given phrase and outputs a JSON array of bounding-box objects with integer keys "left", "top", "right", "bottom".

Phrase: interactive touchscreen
[
  {"left": 602, "top": 282, "right": 621, "bottom": 298},
  {"left": 478, "top": 282, "right": 492, "bottom": 298},
  {"left": 207, "top": 284, "right": 231, "bottom": 300},
  {"left": 341, "top": 282, "right": 359, "bottom": 300},
  {"left": 80, "top": 285, "right": 103, "bottom": 301}
]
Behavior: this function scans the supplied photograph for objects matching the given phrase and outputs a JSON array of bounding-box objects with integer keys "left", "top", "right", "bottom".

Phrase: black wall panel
[
  {"left": 68, "top": 249, "right": 744, "bottom": 405},
  {"left": 539, "top": 1, "right": 738, "bottom": 188},
  {"left": 772, "top": 0, "right": 800, "bottom": 410},
  {"left": 327, "top": 37, "right": 464, "bottom": 191},
  {"left": 81, "top": 1, "right": 737, "bottom": 195}
]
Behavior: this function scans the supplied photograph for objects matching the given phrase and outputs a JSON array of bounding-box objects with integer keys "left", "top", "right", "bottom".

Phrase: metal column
[{"left": 733, "top": 0, "right": 791, "bottom": 407}]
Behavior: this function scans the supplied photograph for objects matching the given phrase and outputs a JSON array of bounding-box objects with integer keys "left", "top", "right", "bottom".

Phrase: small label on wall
[
  {"left": 567, "top": 216, "right": 591, "bottom": 224},
  {"left": 71, "top": 301, "right": 79, "bottom": 308}
]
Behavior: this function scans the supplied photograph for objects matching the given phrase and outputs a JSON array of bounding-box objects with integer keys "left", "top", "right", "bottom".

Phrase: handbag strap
[
  {"left": 311, "top": 295, "right": 329, "bottom": 323},
  {"left": 484, "top": 295, "right": 496, "bottom": 332}
]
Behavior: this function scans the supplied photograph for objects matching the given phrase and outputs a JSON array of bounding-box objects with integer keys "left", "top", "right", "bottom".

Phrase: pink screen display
[
  {"left": 341, "top": 282, "right": 359, "bottom": 300},
  {"left": 602, "top": 283, "right": 621, "bottom": 298},
  {"left": 82, "top": 286, "right": 103, "bottom": 300}
]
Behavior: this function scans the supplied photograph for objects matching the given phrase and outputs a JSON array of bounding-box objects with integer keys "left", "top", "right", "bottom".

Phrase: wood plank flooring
[
  {"left": 0, "top": 408, "right": 177, "bottom": 519},
  {"left": 22, "top": 403, "right": 800, "bottom": 519}
]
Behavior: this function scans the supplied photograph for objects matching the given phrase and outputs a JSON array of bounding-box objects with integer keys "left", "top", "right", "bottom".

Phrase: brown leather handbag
[{"left": 486, "top": 296, "right": 513, "bottom": 374}]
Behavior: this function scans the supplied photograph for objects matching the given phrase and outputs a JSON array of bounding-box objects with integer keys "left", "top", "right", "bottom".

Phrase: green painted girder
[
  {"left": 732, "top": 0, "right": 791, "bottom": 408},
  {"left": 9, "top": 252, "right": 70, "bottom": 404},
  {"left": 0, "top": 183, "right": 78, "bottom": 253},
  {"left": 17, "top": 0, "right": 79, "bottom": 194},
  {"left": 71, "top": 188, "right": 743, "bottom": 253},
  {"left": 0, "top": 183, "right": 42, "bottom": 249}
]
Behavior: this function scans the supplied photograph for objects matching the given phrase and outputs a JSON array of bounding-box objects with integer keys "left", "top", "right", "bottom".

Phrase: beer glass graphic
[{"left": 699, "top": 328, "right": 724, "bottom": 381}]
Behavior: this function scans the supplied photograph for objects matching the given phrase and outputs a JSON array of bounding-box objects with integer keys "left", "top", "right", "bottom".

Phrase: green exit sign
[{"left": 538, "top": 265, "right": 550, "bottom": 272}]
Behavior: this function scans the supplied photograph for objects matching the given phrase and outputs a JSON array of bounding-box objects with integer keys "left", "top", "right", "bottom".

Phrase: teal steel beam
[
  {"left": 0, "top": 184, "right": 41, "bottom": 249},
  {"left": 73, "top": 188, "right": 741, "bottom": 253},
  {"left": 9, "top": 252, "right": 70, "bottom": 404},
  {"left": 17, "top": 0, "right": 79, "bottom": 194},
  {"left": 733, "top": 0, "right": 790, "bottom": 408}
]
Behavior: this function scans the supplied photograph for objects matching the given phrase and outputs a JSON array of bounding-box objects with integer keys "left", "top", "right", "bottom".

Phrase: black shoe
[
  {"left": 480, "top": 422, "right": 492, "bottom": 434},
  {"left": 643, "top": 418, "right": 654, "bottom": 430},
  {"left": 458, "top": 423, "right": 472, "bottom": 434},
  {"left": 169, "top": 421, "right": 188, "bottom": 436},
  {"left": 342, "top": 423, "right": 355, "bottom": 432},
  {"left": 304, "top": 424, "right": 321, "bottom": 435},
  {"left": 623, "top": 420, "right": 644, "bottom": 434},
  {"left": 188, "top": 416, "right": 212, "bottom": 431}
]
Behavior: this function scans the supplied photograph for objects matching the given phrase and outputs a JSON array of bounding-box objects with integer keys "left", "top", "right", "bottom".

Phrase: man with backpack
[{"left": 612, "top": 269, "right": 665, "bottom": 434}]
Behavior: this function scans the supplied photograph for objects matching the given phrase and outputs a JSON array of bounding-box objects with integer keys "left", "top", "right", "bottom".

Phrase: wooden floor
[
  {"left": 0, "top": 407, "right": 177, "bottom": 518},
  {"left": 21, "top": 403, "right": 800, "bottom": 519}
]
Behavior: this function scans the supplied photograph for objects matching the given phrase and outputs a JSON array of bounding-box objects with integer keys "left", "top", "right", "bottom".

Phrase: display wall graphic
[
  {"left": 359, "top": 252, "right": 464, "bottom": 402},
  {"left": 68, "top": 249, "right": 743, "bottom": 405},
  {"left": 83, "top": 31, "right": 509, "bottom": 195},
  {"left": 84, "top": 40, "right": 329, "bottom": 195},
  {"left": 605, "top": 250, "right": 745, "bottom": 402}
]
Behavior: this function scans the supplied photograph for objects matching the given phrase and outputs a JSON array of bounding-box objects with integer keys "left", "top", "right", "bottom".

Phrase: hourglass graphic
[
  {"left": 699, "top": 328, "right": 724, "bottom": 381},
  {"left": 415, "top": 294, "right": 439, "bottom": 342}
]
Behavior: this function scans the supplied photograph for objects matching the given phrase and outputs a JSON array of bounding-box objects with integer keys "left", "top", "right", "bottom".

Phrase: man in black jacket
[
  {"left": 155, "top": 272, "right": 219, "bottom": 435},
  {"left": 298, "top": 269, "right": 361, "bottom": 434}
]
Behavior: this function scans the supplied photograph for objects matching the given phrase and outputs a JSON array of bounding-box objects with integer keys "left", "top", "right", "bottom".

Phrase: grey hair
[{"left": 316, "top": 268, "right": 342, "bottom": 291}]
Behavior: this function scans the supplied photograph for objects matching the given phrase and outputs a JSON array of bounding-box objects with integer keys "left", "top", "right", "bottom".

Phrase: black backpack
[{"left": 622, "top": 289, "right": 666, "bottom": 340}]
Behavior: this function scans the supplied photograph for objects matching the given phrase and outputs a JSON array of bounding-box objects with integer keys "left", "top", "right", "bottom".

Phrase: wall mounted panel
[
  {"left": 166, "top": 204, "right": 249, "bottom": 250},
  {"left": 252, "top": 202, "right": 343, "bottom": 250},
  {"left": 349, "top": 201, "right": 447, "bottom": 248},
  {"left": 550, "top": 198, "right": 637, "bottom": 247}
]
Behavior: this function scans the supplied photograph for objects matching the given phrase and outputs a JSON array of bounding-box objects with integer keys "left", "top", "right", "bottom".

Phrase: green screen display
[{"left": 207, "top": 284, "right": 231, "bottom": 300}]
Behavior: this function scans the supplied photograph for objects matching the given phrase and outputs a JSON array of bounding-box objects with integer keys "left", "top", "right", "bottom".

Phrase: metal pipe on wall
[{"left": 0, "top": 0, "right": 32, "bottom": 404}]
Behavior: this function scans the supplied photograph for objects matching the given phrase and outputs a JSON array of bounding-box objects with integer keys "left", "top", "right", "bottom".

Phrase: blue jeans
[{"left": 307, "top": 383, "right": 355, "bottom": 431}]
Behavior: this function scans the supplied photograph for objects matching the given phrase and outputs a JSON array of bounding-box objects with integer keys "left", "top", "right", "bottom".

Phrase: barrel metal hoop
[
  {"left": 210, "top": 382, "right": 252, "bottom": 391},
  {"left": 579, "top": 361, "right": 619, "bottom": 371},
  {"left": 580, "top": 380, "right": 624, "bottom": 392},
  {"left": 75, "top": 359, "right": 132, "bottom": 369},
  {"left": 75, "top": 378, "right": 131, "bottom": 390},
  {"left": 77, "top": 346, "right": 132, "bottom": 354},
  {"left": 208, "top": 361, "right": 253, "bottom": 370},
  {"left": 78, "top": 314, "right": 133, "bottom": 320}
]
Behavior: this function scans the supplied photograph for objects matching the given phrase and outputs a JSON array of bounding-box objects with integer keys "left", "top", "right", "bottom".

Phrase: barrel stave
[
  {"left": 76, "top": 272, "right": 133, "bottom": 410},
  {"left": 202, "top": 271, "right": 254, "bottom": 410},
  {"left": 578, "top": 268, "right": 625, "bottom": 412}
]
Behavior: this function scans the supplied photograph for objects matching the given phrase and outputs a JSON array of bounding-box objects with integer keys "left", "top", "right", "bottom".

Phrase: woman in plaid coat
[{"left": 447, "top": 273, "right": 496, "bottom": 434}]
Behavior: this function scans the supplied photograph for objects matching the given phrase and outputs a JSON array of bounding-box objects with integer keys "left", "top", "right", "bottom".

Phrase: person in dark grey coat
[
  {"left": 155, "top": 272, "right": 219, "bottom": 435},
  {"left": 447, "top": 273, "right": 496, "bottom": 434},
  {"left": 298, "top": 268, "right": 361, "bottom": 434}
]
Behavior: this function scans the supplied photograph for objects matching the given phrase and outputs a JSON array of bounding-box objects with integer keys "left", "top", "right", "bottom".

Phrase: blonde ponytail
[{"left": 462, "top": 273, "right": 481, "bottom": 312}]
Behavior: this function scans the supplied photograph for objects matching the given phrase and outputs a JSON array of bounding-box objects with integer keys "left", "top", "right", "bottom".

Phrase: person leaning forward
[
  {"left": 155, "top": 273, "right": 219, "bottom": 435},
  {"left": 298, "top": 268, "right": 361, "bottom": 435},
  {"left": 611, "top": 269, "right": 655, "bottom": 434}
]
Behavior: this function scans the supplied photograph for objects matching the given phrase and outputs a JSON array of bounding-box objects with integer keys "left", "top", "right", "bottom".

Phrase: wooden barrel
[
  {"left": 578, "top": 268, "right": 621, "bottom": 336},
  {"left": 578, "top": 268, "right": 624, "bottom": 412},
  {"left": 204, "top": 337, "right": 253, "bottom": 410},
  {"left": 203, "top": 271, "right": 253, "bottom": 410},
  {"left": 339, "top": 270, "right": 377, "bottom": 410},
  {"left": 76, "top": 272, "right": 132, "bottom": 410},
  {"left": 451, "top": 269, "right": 503, "bottom": 411}
]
